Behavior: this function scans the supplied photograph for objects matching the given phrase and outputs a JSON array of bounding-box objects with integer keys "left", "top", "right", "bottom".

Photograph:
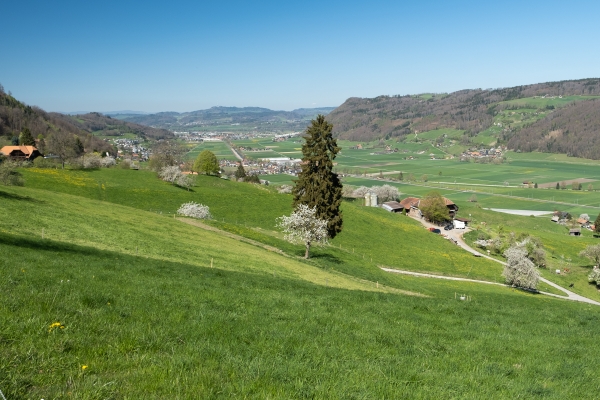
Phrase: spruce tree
[
  {"left": 292, "top": 115, "right": 343, "bottom": 239},
  {"left": 19, "top": 128, "right": 35, "bottom": 146},
  {"left": 234, "top": 162, "right": 247, "bottom": 180}
]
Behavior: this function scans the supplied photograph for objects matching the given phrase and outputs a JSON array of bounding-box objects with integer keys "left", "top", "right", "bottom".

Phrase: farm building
[
  {"left": 399, "top": 197, "right": 420, "bottom": 217},
  {"left": 382, "top": 201, "right": 404, "bottom": 213},
  {"left": 0, "top": 145, "right": 43, "bottom": 161},
  {"left": 569, "top": 229, "right": 581, "bottom": 236},
  {"left": 455, "top": 217, "right": 470, "bottom": 226}
]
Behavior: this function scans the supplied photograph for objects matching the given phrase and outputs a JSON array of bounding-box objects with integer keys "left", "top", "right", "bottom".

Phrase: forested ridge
[
  {"left": 327, "top": 78, "right": 600, "bottom": 159},
  {"left": 0, "top": 85, "right": 172, "bottom": 153},
  {"left": 508, "top": 99, "right": 600, "bottom": 159}
]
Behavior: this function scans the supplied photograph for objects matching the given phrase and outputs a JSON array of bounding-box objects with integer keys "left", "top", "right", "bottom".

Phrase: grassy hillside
[
  {"left": 3, "top": 180, "right": 600, "bottom": 398},
  {"left": 18, "top": 168, "right": 505, "bottom": 284}
]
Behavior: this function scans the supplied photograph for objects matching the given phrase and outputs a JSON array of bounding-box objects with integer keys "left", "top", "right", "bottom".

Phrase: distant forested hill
[
  {"left": 507, "top": 98, "right": 600, "bottom": 159},
  {"left": 0, "top": 86, "right": 172, "bottom": 153},
  {"left": 326, "top": 78, "right": 600, "bottom": 158},
  {"left": 117, "top": 106, "right": 336, "bottom": 132}
]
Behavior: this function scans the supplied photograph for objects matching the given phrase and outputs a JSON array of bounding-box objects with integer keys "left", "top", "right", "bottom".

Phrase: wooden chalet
[{"left": 0, "top": 146, "right": 43, "bottom": 161}]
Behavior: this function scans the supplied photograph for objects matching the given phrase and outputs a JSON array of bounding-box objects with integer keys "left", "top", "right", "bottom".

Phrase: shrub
[
  {"left": 588, "top": 268, "right": 600, "bottom": 286},
  {"left": 278, "top": 185, "right": 293, "bottom": 194},
  {"left": 33, "top": 157, "right": 60, "bottom": 169},
  {"left": 101, "top": 156, "right": 116, "bottom": 168},
  {"left": 120, "top": 159, "right": 131, "bottom": 169},
  {"left": 0, "top": 161, "right": 24, "bottom": 186},
  {"left": 177, "top": 202, "right": 211, "bottom": 219},
  {"left": 82, "top": 153, "right": 103, "bottom": 169}
]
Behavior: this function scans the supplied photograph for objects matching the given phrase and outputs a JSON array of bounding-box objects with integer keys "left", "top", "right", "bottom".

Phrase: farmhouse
[
  {"left": 569, "top": 228, "right": 581, "bottom": 236},
  {"left": 0, "top": 145, "right": 43, "bottom": 161},
  {"left": 399, "top": 197, "right": 420, "bottom": 216}
]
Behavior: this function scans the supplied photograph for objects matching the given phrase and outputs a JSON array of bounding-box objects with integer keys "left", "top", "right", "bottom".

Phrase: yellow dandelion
[{"left": 82, "top": 365, "right": 88, "bottom": 371}]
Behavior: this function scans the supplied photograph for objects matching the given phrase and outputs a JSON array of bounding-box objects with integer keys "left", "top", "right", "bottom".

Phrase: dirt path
[{"left": 398, "top": 214, "right": 600, "bottom": 306}]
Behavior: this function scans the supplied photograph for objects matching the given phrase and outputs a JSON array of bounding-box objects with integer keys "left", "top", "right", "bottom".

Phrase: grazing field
[
  {"left": 3, "top": 170, "right": 600, "bottom": 398},
  {"left": 186, "top": 141, "right": 238, "bottom": 161},
  {"left": 233, "top": 137, "right": 303, "bottom": 160}
]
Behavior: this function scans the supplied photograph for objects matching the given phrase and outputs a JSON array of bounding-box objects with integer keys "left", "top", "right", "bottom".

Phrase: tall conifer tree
[{"left": 292, "top": 115, "right": 343, "bottom": 239}]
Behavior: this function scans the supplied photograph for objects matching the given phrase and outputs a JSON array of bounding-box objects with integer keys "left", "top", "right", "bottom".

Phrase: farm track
[{"left": 395, "top": 215, "right": 600, "bottom": 306}]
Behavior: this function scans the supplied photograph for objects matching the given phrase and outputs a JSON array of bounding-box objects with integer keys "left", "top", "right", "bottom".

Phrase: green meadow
[{"left": 3, "top": 163, "right": 600, "bottom": 397}]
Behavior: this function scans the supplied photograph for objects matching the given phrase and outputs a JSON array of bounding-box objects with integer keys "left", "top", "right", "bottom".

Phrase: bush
[
  {"left": 101, "top": 156, "right": 116, "bottom": 168},
  {"left": 120, "top": 159, "right": 131, "bottom": 169},
  {"left": 278, "top": 185, "right": 293, "bottom": 194},
  {"left": 33, "top": 157, "right": 60, "bottom": 169},
  {"left": 588, "top": 268, "right": 600, "bottom": 286},
  {"left": 82, "top": 153, "right": 103, "bottom": 169},
  {"left": 177, "top": 202, "right": 211, "bottom": 219},
  {"left": 0, "top": 161, "right": 24, "bottom": 186}
]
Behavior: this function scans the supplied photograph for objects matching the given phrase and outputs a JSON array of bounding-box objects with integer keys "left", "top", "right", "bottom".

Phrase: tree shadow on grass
[
  {"left": 0, "top": 190, "right": 44, "bottom": 203},
  {"left": 0, "top": 232, "right": 104, "bottom": 257},
  {"left": 309, "top": 251, "right": 343, "bottom": 265}
]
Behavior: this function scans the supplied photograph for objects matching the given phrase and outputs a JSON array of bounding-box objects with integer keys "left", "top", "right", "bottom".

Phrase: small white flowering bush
[
  {"left": 101, "top": 156, "right": 116, "bottom": 167},
  {"left": 82, "top": 153, "right": 103, "bottom": 169},
  {"left": 277, "top": 184, "right": 293, "bottom": 194},
  {"left": 177, "top": 202, "right": 211, "bottom": 219}
]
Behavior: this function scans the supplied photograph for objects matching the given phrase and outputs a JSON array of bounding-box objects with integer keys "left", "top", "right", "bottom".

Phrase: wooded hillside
[
  {"left": 0, "top": 85, "right": 172, "bottom": 154},
  {"left": 326, "top": 79, "right": 600, "bottom": 147},
  {"left": 508, "top": 99, "right": 600, "bottom": 159}
]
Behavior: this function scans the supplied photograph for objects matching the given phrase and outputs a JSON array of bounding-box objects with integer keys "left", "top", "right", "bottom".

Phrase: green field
[
  {"left": 233, "top": 137, "right": 303, "bottom": 160},
  {"left": 4, "top": 163, "right": 600, "bottom": 397},
  {"left": 186, "top": 141, "right": 238, "bottom": 161}
]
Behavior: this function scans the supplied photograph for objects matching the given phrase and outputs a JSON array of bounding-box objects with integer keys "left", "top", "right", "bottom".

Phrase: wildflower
[
  {"left": 48, "top": 322, "right": 65, "bottom": 332},
  {"left": 82, "top": 365, "right": 88, "bottom": 371}
]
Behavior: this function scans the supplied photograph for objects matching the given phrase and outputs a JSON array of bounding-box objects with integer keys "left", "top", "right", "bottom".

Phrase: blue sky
[{"left": 2, "top": 0, "right": 599, "bottom": 113}]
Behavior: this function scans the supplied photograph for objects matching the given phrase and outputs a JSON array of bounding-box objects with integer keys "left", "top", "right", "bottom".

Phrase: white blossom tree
[
  {"left": 373, "top": 184, "right": 400, "bottom": 202},
  {"left": 177, "top": 174, "right": 196, "bottom": 191},
  {"left": 503, "top": 246, "right": 540, "bottom": 290},
  {"left": 159, "top": 165, "right": 182, "bottom": 185},
  {"left": 101, "top": 156, "right": 116, "bottom": 168},
  {"left": 177, "top": 202, "right": 211, "bottom": 219},
  {"left": 277, "top": 204, "right": 329, "bottom": 259},
  {"left": 579, "top": 244, "right": 600, "bottom": 266}
]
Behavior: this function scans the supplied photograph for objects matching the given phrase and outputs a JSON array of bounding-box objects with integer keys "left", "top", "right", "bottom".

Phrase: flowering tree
[
  {"left": 503, "top": 246, "right": 539, "bottom": 290},
  {"left": 177, "top": 202, "right": 211, "bottom": 219},
  {"left": 159, "top": 165, "right": 182, "bottom": 185},
  {"left": 579, "top": 243, "right": 600, "bottom": 266},
  {"left": 101, "top": 156, "right": 116, "bottom": 168},
  {"left": 177, "top": 174, "right": 196, "bottom": 191},
  {"left": 277, "top": 204, "right": 329, "bottom": 259},
  {"left": 373, "top": 184, "right": 400, "bottom": 202}
]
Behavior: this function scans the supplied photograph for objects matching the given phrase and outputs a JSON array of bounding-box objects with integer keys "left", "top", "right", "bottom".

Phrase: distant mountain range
[
  {"left": 325, "top": 78, "right": 600, "bottom": 159},
  {"left": 114, "top": 106, "right": 337, "bottom": 132}
]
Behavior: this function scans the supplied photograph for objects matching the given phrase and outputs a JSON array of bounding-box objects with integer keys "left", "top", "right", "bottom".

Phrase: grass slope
[{"left": 3, "top": 184, "right": 600, "bottom": 398}]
